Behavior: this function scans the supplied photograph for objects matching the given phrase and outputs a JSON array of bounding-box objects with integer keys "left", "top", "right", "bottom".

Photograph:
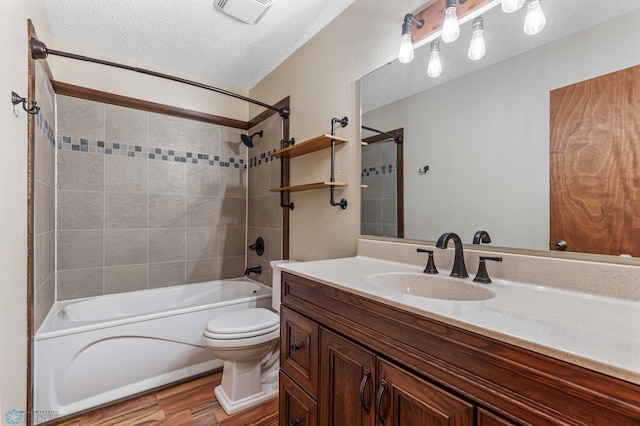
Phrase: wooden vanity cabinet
[
  {"left": 279, "top": 371, "right": 317, "bottom": 426},
  {"left": 279, "top": 272, "right": 640, "bottom": 426},
  {"left": 320, "top": 328, "right": 475, "bottom": 425},
  {"left": 476, "top": 408, "right": 518, "bottom": 426},
  {"left": 319, "top": 328, "right": 376, "bottom": 425},
  {"left": 281, "top": 305, "right": 319, "bottom": 397}
]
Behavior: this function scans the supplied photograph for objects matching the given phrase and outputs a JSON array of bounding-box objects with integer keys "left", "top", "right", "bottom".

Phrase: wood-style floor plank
[{"left": 54, "top": 371, "right": 278, "bottom": 425}]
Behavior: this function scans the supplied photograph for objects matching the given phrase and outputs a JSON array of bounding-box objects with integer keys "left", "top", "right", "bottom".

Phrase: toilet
[{"left": 202, "top": 260, "right": 295, "bottom": 415}]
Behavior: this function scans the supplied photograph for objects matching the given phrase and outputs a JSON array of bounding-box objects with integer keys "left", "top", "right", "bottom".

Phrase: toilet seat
[{"left": 204, "top": 308, "right": 279, "bottom": 340}]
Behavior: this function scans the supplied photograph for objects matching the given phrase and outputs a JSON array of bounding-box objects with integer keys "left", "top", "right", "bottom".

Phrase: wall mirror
[{"left": 360, "top": 1, "right": 640, "bottom": 261}]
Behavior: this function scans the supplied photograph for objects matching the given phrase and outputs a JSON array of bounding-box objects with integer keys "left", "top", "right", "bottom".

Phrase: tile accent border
[
  {"left": 362, "top": 164, "right": 395, "bottom": 176},
  {"left": 36, "top": 113, "right": 55, "bottom": 146},
  {"left": 57, "top": 135, "right": 246, "bottom": 169},
  {"left": 249, "top": 148, "right": 279, "bottom": 168}
]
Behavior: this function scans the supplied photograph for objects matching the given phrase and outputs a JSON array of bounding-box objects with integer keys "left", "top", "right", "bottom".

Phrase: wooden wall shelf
[
  {"left": 270, "top": 182, "right": 347, "bottom": 193},
  {"left": 272, "top": 120, "right": 349, "bottom": 209},
  {"left": 271, "top": 134, "right": 348, "bottom": 159}
]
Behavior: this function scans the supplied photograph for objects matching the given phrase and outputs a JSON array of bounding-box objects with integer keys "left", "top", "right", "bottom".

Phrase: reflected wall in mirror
[
  {"left": 361, "top": 1, "right": 640, "bottom": 260},
  {"left": 361, "top": 128, "right": 404, "bottom": 238}
]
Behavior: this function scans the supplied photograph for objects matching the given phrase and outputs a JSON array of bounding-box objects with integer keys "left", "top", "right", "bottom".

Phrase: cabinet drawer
[
  {"left": 281, "top": 305, "right": 319, "bottom": 396},
  {"left": 280, "top": 371, "right": 317, "bottom": 426}
]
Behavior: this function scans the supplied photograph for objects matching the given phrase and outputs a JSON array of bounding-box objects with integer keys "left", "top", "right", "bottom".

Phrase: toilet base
[{"left": 214, "top": 370, "right": 279, "bottom": 415}]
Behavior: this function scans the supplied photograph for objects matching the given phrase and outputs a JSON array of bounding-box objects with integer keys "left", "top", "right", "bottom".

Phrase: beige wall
[
  {"left": 50, "top": 38, "right": 250, "bottom": 122},
  {"left": 249, "top": 0, "right": 427, "bottom": 261},
  {"left": 0, "top": 1, "right": 52, "bottom": 422}
]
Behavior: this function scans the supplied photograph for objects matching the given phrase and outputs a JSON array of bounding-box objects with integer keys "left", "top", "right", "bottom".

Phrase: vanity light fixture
[
  {"left": 442, "top": 0, "right": 461, "bottom": 43},
  {"left": 468, "top": 16, "right": 486, "bottom": 60},
  {"left": 398, "top": 13, "right": 425, "bottom": 64},
  {"left": 427, "top": 40, "right": 443, "bottom": 78},
  {"left": 523, "top": 0, "right": 546, "bottom": 35},
  {"left": 396, "top": 0, "right": 546, "bottom": 77},
  {"left": 501, "top": 0, "right": 525, "bottom": 13}
]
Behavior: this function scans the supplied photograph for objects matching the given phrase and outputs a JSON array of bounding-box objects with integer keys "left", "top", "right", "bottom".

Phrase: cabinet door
[
  {"left": 319, "top": 328, "right": 377, "bottom": 426},
  {"left": 477, "top": 408, "right": 519, "bottom": 426},
  {"left": 376, "top": 359, "right": 474, "bottom": 426},
  {"left": 281, "top": 306, "right": 319, "bottom": 396},
  {"left": 280, "top": 371, "right": 317, "bottom": 426}
]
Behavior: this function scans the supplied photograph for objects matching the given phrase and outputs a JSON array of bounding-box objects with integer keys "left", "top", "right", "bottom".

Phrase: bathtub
[{"left": 34, "top": 278, "right": 273, "bottom": 422}]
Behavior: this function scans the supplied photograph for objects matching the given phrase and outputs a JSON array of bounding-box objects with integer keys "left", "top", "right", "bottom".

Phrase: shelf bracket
[
  {"left": 279, "top": 138, "right": 295, "bottom": 210},
  {"left": 329, "top": 117, "right": 348, "bottom": 209}
]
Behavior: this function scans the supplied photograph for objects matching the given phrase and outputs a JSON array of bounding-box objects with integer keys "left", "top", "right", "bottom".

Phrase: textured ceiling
[
  {"left": 42, "top": 0, "right": 355, "bottom": 90},
  {"left": 362, "top": 1, "right": 640, "bottom": 113}
]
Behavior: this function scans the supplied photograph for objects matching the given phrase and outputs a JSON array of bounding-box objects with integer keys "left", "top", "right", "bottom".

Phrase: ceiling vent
[{"left": 214, "top": 0, "right": 273, "bottom": 24}]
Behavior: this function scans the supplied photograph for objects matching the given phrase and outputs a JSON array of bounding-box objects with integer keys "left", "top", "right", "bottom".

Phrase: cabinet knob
[
  {"left": 290, "top": 344, "right": 300, "bottom": 353},
  {"left": 290, "top": 420, "right": 301, "bottom": 426},
  {"left": 555, "top": 240, "right": 568, "bottom": 250}
]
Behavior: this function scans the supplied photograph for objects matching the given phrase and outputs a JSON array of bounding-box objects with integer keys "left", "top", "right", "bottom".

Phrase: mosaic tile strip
[
  {"left": 57, "top": 136, "right": 247, "bottom": 169},
  {"left": 36, "top": 113, "right": 56, "bottom": 146},
  {"left": 362, "top": 164, "right": 395, "bottom": 177},
  {"left": 249, "top": 148, "right": 279, "bottom": 168}
]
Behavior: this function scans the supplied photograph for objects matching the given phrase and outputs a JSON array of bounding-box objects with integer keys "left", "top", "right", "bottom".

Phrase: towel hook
[
  {"left": 11, "top": 91, "right": 40, "bottom": 115},
  {"left": 418, "top": 165, "right": 429, "bottom": 175}
]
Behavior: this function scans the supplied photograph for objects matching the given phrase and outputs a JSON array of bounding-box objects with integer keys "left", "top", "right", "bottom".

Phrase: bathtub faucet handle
[{"left": 249, "top": 237, "right": 265, "bottom": 256}]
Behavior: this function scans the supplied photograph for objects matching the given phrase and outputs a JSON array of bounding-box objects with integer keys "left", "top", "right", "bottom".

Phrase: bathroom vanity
[{"left": 276, "top": 248, "right": 640, "bottom": 425}]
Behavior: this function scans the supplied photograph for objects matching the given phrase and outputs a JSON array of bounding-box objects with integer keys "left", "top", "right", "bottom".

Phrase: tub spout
[{"left": 244, "top": 266, "right": 262, "bottom": 276}]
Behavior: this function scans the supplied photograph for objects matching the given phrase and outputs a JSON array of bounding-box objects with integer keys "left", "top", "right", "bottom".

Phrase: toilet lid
[{"left": 204, "top": 308, "right": 279, "bottom": 339}]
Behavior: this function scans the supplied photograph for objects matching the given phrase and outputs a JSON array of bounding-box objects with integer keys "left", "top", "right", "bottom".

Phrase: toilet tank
[{"left": 270, "top": 260, "right": 299, "bottom": 312}]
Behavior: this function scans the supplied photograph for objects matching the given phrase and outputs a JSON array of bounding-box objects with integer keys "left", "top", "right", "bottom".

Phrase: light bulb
[
  {"left": 524, "top": 0, "right": 546, "bottom": 35},
  {"left": 468, "top": 17, "right": 486, "bottom": 60},
  {"left": 398, "top": 33, "right": 414, "bottom": 64},
  {"left": 441, "top": 3, "right": 460, "bottom": 43},
  {"left": 501, "top": 0, "right": 525, "bottom": 13},
  {"left": 427, "top": 40, "right": 442, "bottom": 78}
]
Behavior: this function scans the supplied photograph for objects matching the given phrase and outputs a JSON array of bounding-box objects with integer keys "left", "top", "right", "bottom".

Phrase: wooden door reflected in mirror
[{"left": 550, "top": 65, "right": 640, "bottom": 257}]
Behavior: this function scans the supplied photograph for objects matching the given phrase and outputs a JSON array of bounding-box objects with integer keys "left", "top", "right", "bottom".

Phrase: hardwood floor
[{"left": 54, "top": 372, "right": 279, "bottom": 426}]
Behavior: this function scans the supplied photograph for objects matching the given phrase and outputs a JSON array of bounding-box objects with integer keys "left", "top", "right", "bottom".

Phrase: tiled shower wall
[
  {"left": 56, "top": 95, "right": 248, "bottom": 300},
  {"left": 361, "top": 141, "right": 398, "bottom": 238},
  {"left": 247, "top": 114, "right": 283, "bottom": 287},
  {"left": 34, "top": 61, "right": 56, "bottom": 330}
]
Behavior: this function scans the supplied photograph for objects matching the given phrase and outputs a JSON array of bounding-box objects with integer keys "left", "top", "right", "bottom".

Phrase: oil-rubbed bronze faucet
[{"left": 436, "top": 233, "right": 468, "bottom": 278}]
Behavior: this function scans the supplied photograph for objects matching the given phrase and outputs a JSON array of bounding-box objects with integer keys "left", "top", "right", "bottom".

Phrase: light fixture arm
[
  {"left": 445, "top": 0, "right": 468, "bottom": 8},
  {"left": 402, "top": 13, "right": 425, "bottom": 35}
]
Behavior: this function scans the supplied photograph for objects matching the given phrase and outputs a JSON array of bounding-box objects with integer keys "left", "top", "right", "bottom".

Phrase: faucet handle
[
  {"left": 417, "top": 248, "right": 439, "bottom": 274},
  {"left": 473, "top": 256, "right": 502, "bottom": 284}
]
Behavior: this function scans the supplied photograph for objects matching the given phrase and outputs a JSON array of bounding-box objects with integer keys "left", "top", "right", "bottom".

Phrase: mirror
[{"left": 361, "top": 1, "right": 640, "bottom": 260}]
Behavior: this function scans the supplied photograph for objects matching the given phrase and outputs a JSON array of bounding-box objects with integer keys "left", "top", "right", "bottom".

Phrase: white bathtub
[{"left": 34, "top": 278, "right": 273, "bottom": 422}]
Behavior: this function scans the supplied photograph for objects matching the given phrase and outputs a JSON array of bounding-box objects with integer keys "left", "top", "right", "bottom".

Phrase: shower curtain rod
[
  {"left": 361, "top": 125, "right": 403, "bottom": 144},
  {"left": 30, "top": 38, "right": 290, "bottom": 119}
]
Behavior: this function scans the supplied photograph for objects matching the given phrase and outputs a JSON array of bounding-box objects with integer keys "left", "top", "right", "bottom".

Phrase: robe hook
[{"left": 11, "top": 91, "right": 40, "bottom": 115}]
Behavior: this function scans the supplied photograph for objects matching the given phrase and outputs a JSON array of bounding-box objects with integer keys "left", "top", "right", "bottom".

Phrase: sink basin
[{"left": 366, "top": 272, "right": 495, "bottom": 301}]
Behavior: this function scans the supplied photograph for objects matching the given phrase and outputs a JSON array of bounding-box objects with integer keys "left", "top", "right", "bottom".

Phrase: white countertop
[{"left": 279, "top": 256, "right": 640, "bottom": 385}]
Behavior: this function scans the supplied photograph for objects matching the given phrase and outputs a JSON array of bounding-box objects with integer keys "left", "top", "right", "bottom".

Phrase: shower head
[{"left": 241, "top": 131, "right": 263, "bottom": 148}]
